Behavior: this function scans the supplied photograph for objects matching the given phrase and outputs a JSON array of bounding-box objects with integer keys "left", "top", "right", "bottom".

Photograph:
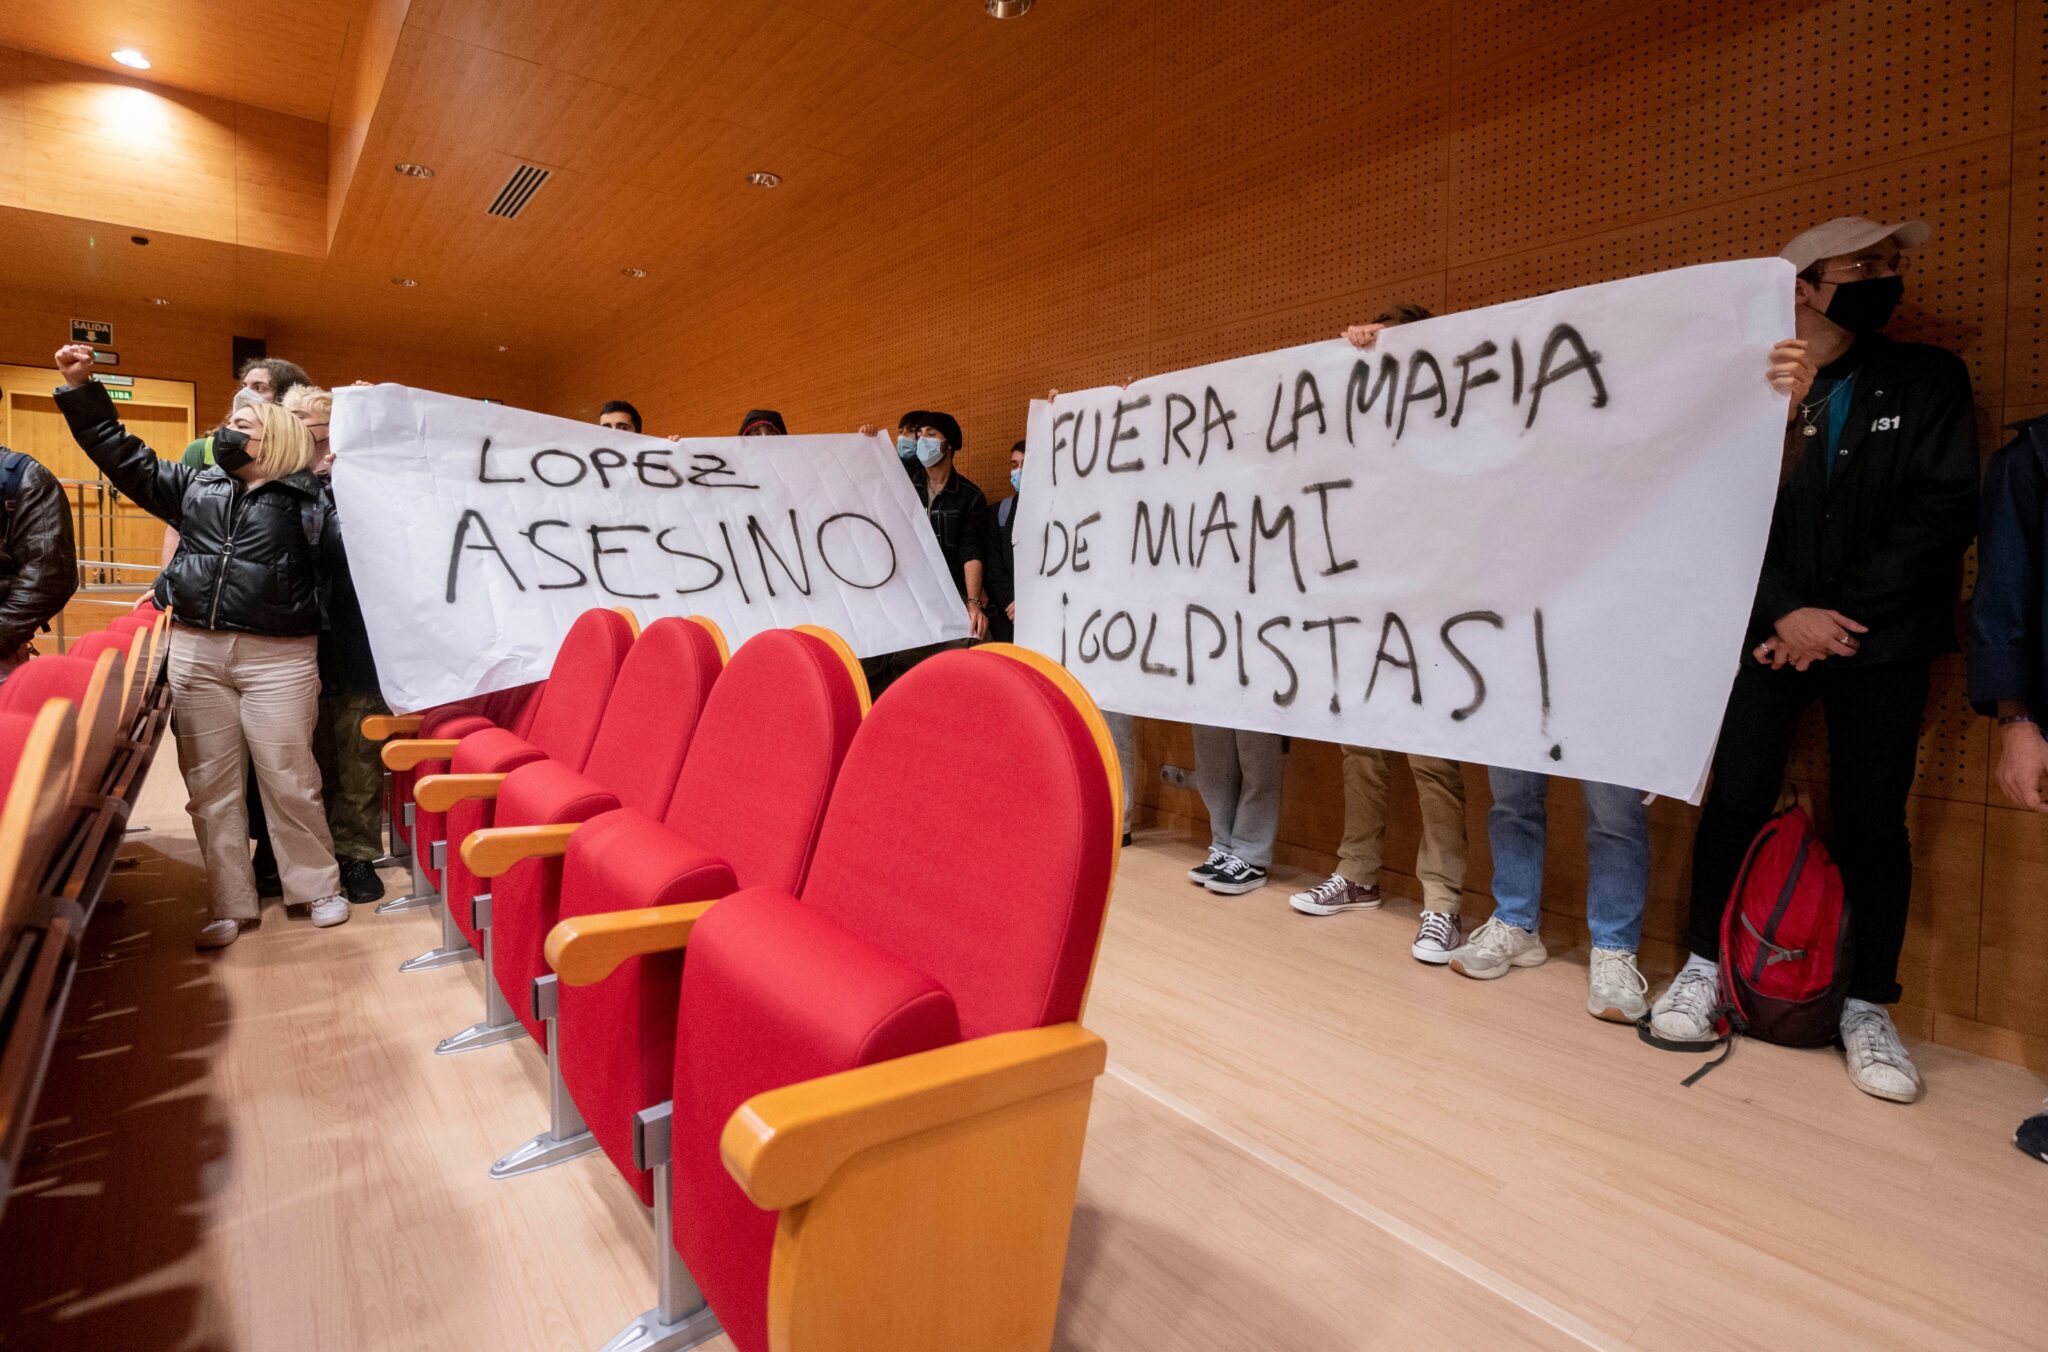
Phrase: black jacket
[
  {"left": 919, "top": 469, "right": 989, "bottom": 603},
  {"left": 315, "top": 480, "right": 381, "bottom": 694},
  {"left": 56, "top": 380, "right": 331, "bottom": 638},
  {"left": 986, "top": 493, "right": 1019, "bottom": 642},
  {"left": 0, "top": 449, "right": 78, "bottom": 655},
  {"left": 1748, "top": 333, "right": 1979, "bottom": 666},
  {"left": 1968, "top": 414, "right": 2047, "bottom": 717}
]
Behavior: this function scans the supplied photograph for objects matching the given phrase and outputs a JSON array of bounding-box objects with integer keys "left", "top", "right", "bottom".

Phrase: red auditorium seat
[
  {"left": 412, "top": 616, "right": 724, "bottom": 1061},
  {"left": 381, "top": 608, "right": 637, "bottom": 974},
  {"left": 546, "top": 645, "right": 1120, "bottom": 1352},
  {"left": 464, "top": 625, "right": 866, "bottom": 1185}
]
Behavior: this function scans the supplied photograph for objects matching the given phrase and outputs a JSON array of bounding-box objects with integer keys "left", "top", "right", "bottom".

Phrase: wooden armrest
[
  {"left": 361, "top": 713, "right": 423, "bottom": 740},
  {"left": 382, "top": 738, "right": 460, "bottom": 771},
  {"left": 722, "top": 1023, "right": 1107, "bottom": 1210},
  {"left": 462, "top": 822, "right": 580, "bottom": 878},
  {"left": 545, "top": 901, "right": 715, "bottom": 987},
  {"left": 412, "top": 772, "right": 506, "bottom": 812}
]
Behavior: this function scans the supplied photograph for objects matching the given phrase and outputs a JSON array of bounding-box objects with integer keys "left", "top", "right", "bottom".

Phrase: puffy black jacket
[
  {"left": 0, "top": 448, "right": 79, "bottom": 655},
  {"left": 56, "top": 380, "right": 331, "bottom": 638}
]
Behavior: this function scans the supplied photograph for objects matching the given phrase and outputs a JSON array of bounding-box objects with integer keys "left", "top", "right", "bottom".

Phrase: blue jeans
[{"left": 1485, "top": 769, "right": 1649, "bottom": 952}]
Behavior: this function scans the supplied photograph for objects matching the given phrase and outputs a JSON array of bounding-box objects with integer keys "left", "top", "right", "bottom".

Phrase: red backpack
[{"left": 1644, "top": 806, "right": 1853, "bottom": 1080}]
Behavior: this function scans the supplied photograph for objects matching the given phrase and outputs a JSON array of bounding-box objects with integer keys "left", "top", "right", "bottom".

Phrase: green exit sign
[{"left": 107, "top": 389, "right": 132, "bottom": 401}]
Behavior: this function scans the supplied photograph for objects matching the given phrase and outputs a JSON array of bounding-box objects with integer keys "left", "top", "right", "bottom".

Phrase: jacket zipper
[{"left": 207, "top": 487, "right": 244, "bottom": 627}]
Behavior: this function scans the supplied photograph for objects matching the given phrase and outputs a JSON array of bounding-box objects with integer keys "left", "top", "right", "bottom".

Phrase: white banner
[
  {"left": 330, "top": 387, "right": 967, "bottom": 711},
  {"left": 1014, "top": 259, "right": 1795, "bottom": 801}
]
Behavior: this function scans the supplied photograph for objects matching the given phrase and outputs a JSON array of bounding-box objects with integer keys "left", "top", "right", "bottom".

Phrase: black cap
[
  {"left": 918, "top": 411, "right": 963, "bottom": 452},
  {"left": 738, "top": 409, "right": 787, "bottom": 435}
]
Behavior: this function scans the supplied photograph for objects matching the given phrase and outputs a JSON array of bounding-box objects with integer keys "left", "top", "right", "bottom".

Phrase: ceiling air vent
[{"left": 487, "top": 163, "right": 551, "bottom": 219}]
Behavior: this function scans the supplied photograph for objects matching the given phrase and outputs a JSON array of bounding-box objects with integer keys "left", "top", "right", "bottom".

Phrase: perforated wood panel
[{"left": 539, "top": 0, "right": 2048, "bottom": 1068}]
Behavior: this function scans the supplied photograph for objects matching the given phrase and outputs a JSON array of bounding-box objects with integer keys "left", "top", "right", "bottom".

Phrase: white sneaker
[
  {"left": 1448, "top": 916, "right": 1546, "bottom": 980},
  {"left": 195, "top": 918, "right": 254, "bottom": 950},
  {"left": 1840, "top": 1000, "right": 1922, "bottom": 1103},
  {"left": 1411, "top": 911, "right": 1462, "bottom": 964},
  {"left": 1649, "top": 963, "right": 1721, "bottom": 1042},
  {"left": 309, "top": 894, "right": 351, "bottom": 928},
  {"left": 1587, "top": 947, "right": 1649, "bottom": 1023},
  {"left": 1288, "top": 873, "right": 1382, "bottom": 915}
]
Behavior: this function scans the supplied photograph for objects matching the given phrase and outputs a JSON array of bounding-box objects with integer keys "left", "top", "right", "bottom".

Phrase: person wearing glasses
[{"left": 1649, "top": 218, "right": 1979, "bottom": 1103}]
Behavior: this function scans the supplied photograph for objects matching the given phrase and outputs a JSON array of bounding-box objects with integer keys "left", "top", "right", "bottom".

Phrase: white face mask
[
  {"left": 896, "top": 434, "right": 919, "bottom": 459},
  {"left": 916, "top": 436, "right": 944, "bottom": 468}
]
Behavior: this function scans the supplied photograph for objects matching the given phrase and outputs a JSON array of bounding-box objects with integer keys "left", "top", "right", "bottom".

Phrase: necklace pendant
[{"left": 1802, "top": 424, "right": 1817, "bottom": 437}]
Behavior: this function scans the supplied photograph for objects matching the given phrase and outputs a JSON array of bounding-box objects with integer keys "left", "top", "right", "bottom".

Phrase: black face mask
[
  {"left": 1820, "top": 275, "right": 1903, "bottom": 334},
  {"left": 212, "top": 426, "right": 255, "bottom": 474}
]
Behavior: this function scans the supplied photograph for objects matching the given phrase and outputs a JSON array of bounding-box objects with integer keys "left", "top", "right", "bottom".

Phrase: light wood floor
[{"left": 3, "top": 759, "right": 2044, "bottom": 1350}]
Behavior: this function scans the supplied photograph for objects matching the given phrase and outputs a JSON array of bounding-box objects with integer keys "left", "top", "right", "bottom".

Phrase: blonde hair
[
  {"left": 283, "top": 385, "right": 332, "bottom": 421},
  {"left": 238, "top": 400, "right": 317, "bottom": 479}
]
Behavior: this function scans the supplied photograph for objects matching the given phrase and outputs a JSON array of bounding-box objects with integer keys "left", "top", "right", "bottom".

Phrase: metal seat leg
[
  {"left": 492, "top": 976, "right": 598, "bottom": 1177},
  {"left": 598, "top": 1106, "right": 721, "bottom": 1351},
  {"left": 435, "top": 894, "right": 523, "bottom": 1053}
]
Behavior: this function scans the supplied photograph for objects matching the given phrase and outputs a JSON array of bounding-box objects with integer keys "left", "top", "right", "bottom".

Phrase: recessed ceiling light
[
  {"left": 148, "top": 297, "right": 170, "bottom": 306},
  {"left": 747, "top": 171, "right": 782, "bottom": 188},
  {"left": 131, "top": 235, "right": 150, "bottom": 246},
  {"left": 394, "top": 162, "right": 435, "bottom": 179},
  {"left": 621, "top": 267, "right": 647, "bottom": 278},
  {"left": 111, "top": 48, "right": 151, "bottom": 69},
  {"left": 493, "top": 344, "right": 508, "bottom": 352},
  {"left": 392, "top": 277, "right": 418, "bottom": 287},
  {"left": 984, "top": 0, "right": 1033, "bottom": 16}
]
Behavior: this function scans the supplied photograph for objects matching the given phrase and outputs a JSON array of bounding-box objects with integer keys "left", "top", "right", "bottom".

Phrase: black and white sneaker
[
  {"left": 1187, "top": 847, "right": 1227, "bottom": 885},
  {"left": 1204, "top": 854, "right": 1268, "bottom": 896},
  {"left": 2016, "top": 1106, "right": 2047, "bottom": 1165}
]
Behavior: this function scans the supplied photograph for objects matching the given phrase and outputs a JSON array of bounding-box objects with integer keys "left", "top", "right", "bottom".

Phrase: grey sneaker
[
  {"left": 309, "top": 894, "right": 351, "bottom": 928},
  {"left": 1840, "top": 1000, "right": 1921, "bottom": 1103},
  {"left": 1649, "top": 964, "right": 1721, "bottom": 1042},
  {"left": 1411, "top": 911, "right": 1462, "bottom": 964},
  {"left": 1587, "top": 948, "right": 1649, "bottom": 1023},
  {"left": 1448, "top": 916, "right": 1546, "bottom": 980},
  {"left": 1289, "top": 873, "right": 1381, "bottom": 915}
]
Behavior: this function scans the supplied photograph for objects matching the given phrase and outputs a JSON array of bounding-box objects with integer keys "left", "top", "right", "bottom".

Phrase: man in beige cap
[{"left": 1650, "top": 217, "right": 1979, "bottom": 1103}]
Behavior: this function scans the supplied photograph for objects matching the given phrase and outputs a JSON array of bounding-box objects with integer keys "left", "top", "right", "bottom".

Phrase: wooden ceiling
[{"left": 0, "top": 0, "right": 1104, "bottom": 365}]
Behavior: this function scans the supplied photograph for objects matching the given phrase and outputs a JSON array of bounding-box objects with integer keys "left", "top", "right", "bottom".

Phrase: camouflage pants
[{"left": 313, "top": 690, "right": 387, "bottom": 862}]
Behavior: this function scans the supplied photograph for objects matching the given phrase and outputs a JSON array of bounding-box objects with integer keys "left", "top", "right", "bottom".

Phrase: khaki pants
[
  {"left": 168, "top": 626, "right": 339, "bottom": 920},
  {"left": 314, "top": 690, "right": 388, "bottom": 861},
  {"left": 1337, "top": 746, "right": 1468, "bottom": 914}
]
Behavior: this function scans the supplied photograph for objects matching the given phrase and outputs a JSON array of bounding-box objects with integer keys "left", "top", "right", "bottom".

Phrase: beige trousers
[
  {"left": 168, "top": 626, "right": 339, "bottom": 920},
  {"left": 1337, "top": 746, "right": 1468, "bottom": 914}
]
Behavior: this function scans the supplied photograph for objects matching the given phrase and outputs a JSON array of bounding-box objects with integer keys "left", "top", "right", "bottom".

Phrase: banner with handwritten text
[
  {"left": 1014, "top": 259, "right": 1795, "bottom": 800},
  {"left": 331, "top": 387, "right": 967, "bottom": 711}
]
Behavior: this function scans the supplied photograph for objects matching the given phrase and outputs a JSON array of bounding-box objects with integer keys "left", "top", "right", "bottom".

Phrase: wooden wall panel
[{"left": 534, "top": 0, "right": 2044, "bottom": 1067}]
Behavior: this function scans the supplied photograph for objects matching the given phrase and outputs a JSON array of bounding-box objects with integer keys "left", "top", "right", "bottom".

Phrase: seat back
[
  {"left": 520, "top": 608, "right": 638, "bottom": 769},
  {"left": 801, "top": 647, "right": 1119, "bottom": 1036},
  {"left": 0, "top": 701, "right": 79, "bottom": 943},
  {"left": 0, "top": 652, "right": 123, "bottom": 801},
  {"left": 661, "top": 627, "right": 868, "bottom": 893},
  {"left": 579, "top": 617, "right": 725, "bottom": 814},
  {"left": 65, "top": 631, "right": 120, "bottom": 664}
]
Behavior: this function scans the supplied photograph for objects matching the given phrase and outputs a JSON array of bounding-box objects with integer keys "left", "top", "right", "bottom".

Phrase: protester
[
  {"left": 235, "top": 356, "right": 309, "bottom": 405},
  {"left": 862, "top": 412, "right": 987, "bottom": 694},
  {"left": 0, "top": 441, "right": 78, "bottom": 683},
  {"left": 986, "top": 439, "right": 1025, "bottom": 644},
  {"left": 289, "top": 386, "right": 388, "bottom": 904},
  {"left": 1966, "top": 405, "right": 2046, "bottom": 1156},
  {"left": 597, "top": 401, "right": 642, "bottom": 434},
  {"left": 1289, "top": 304, "right": 1471, "bottom": 962},
  {"left": 738, "top": 409, "right": 787, "bottom": 436},
  {"left": 1649, "top": 216, "right": 1977, "bottom": 1102},
  {"left": 54, "top": 343, "right": 349, "bottom": 949},
  {"left": 1190, "top": 727, "right": 1285, "bottom": 895}
]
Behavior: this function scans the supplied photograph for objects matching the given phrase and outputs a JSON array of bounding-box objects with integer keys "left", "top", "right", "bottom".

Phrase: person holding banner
[
  {"left": 1189, "top": 728, "right": 1286, "bottom": 895},
  {"left": 596, "top": 401, "right": 642, "bottom": 434},
  {"left": 53, "top": 343, "right": 353, "bottom": 949},
  {"left": 1966, "top": 408, "right": 2046, "bottom": 1157},
  {"left": 863, "top": 412, "right": 988, "bottom": 694},
  {"left": 1651, "top": 217, "right": 1979, "bottom": 1103},
  {"left": 987, "top": 439, "right": 1025, "bottom": 645},
  {"left": 1289, "top": 305, "right": 1473, "bottom": 962}
]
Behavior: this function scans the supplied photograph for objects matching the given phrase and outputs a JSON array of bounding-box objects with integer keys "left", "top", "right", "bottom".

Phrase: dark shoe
[
  {"left": 1203, "top": 854, "right": 1268, "bottom": 896},
  {"left": 252, "top": 844, "right": 282, "bottom": 899},
  {"left": 2018, "top": 1111, "right": 2048, "bottom": 1165},
  {"left": 1122, "top": 831, "right": 1133, "bottom": 847},
  {"left": 339, "top": 857, "right": 385, "bottom": 905},
  {"left": 1187, "top": 847, "right": 1227, "bottom": 885}
]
